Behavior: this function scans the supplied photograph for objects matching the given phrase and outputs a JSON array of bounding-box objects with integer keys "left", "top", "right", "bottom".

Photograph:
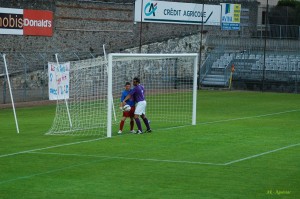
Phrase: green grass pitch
[{"left": 0, "top": 90, "right": 300, "bottom": 199}]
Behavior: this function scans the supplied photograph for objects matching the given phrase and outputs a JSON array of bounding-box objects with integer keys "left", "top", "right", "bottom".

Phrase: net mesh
[
  {"left": 47, "top": 58, "right": 108, "bottom": 136},
  {"left": 47, "top": 54, "right": 196, "bottom": 136}
]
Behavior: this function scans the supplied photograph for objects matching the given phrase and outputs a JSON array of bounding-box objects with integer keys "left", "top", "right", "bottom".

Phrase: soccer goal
[{"left": 47, "top": 53, "right": 198, "bottom": 137}]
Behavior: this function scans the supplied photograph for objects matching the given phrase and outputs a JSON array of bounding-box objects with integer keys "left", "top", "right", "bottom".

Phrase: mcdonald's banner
[{"left": 0, "top": 7, "right": 53, "bottom": 36}]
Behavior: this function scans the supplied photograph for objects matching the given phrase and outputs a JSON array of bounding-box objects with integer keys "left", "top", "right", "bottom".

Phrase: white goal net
[{"left": 47, "top": 53, "right": 198, "bottom": 137}]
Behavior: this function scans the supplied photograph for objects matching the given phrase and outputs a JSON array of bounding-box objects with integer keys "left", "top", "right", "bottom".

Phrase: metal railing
[{"left": 255, "top": 24, "right": 300, "bottom": 40}]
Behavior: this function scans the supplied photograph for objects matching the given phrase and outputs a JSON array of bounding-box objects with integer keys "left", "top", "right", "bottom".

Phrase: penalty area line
[
  {"left": 198, "top": 109, "right": 300, "bottom": 125},
  {"left": 0, "top": 125, "right": 194, "bottom": 159},
  {"left": 27, "top": 151, "right": 225, "bottom": 166},
  {"left": 0, "top": 158, "right": 103, "bottom": 185},
  {"left": 0, "top": 137, "right": 108, "bottom": 158},
  {"left": 0, "top": 150, "right": 222, "bottom": 185},
  {"left": 224, "top": 143, "right": 300, "bottom": 165}
]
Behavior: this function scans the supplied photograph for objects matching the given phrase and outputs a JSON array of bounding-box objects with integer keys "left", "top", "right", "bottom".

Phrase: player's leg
[
  {"left": 129, "top": 106, "right": 135, "bottom": 133},
  {"left": 141, "top": 114, "right": 151, "bottom": 132},
  {"left": 134, "top": 114, "right": 143, "bottom": 134},
  {"left": 139, "top": 100, "right": 151, "bottom": 132},
  {"left": 118, "top": 113, "right": 127, "bottom": 134},
  {"left": 130, "top": 117, "right": 135, "bottom": 132},
  {"left": 134, "top": 102, "right": 144, "bottom": 134}
]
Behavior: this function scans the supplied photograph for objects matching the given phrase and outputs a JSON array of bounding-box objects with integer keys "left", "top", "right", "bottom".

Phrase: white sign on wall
[
  {"left": 221, "top": 3, "right": 241, "bottom": 30},
  {"left": 135, "top": 0, "right": 221, "bottom": 25},
  {"left": 48, "top": 62, "right": 70, "bottom": 100}
]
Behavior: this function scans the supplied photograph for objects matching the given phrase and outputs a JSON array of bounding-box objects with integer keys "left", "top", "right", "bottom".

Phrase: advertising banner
[
  {"left": 135, "top": 0, "right": 221, "bottom": 26},
  {"left": 221, "top": 3, "right": 241, "bottom": 30},
  {"left": 48, "top": 62, "right": 70, "bottom": 101},
  {"left": 0, "top": 7, "right": 53, "bottom": 36}
]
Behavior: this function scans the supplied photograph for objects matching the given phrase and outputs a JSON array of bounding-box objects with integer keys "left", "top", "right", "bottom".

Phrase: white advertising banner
[
  {"left": 135, "top": 0, "right": 221, "bottom": 25},
  {"left": 48, "top": 62, "right": 70, "bottom": 100},
  {"left": 221, "top": 3, "right": 241, "bottom": 30}
]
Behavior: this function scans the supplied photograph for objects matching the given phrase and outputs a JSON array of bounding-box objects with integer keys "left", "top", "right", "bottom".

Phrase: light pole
[
  {"left": 2, "top": 62, "right": 6, "bottom": 104},
  {"left": 139, "top": 0, "right": 144, "bottom": 53},
  {"left": 296, "top": 61, "right": 299, "bottom": 93},
  {"left": 197, "top": 0, "right": 205, "bottom": 90},
  {"left": 241, "top": 50, "right": 246, "bottom": 70},
  {"left": 262, "top": 0, "right": 269, "bottom": 92}
]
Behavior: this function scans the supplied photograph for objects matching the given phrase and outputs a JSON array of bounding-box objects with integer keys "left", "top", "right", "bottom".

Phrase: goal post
[
  {"left": 107, "top": 53, "right": 198, "bottom": 138},
  {"left": 47, "top": 53, "right": 198, "bottom": 137},
  {"left": 2, "top": 53, "right": 20, "bottom": 134}
]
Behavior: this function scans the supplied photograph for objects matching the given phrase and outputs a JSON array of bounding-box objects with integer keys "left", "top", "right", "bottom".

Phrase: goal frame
[{"left": 107, "top": 53, "right": 199, "bottom": 138}]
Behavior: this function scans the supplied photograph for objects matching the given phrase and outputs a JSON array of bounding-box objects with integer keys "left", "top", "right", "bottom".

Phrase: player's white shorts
[{"left": 134, "top": 100, "right": 146, "bottom": 115}]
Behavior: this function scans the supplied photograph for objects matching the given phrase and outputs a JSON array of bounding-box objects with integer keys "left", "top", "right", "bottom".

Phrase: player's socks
[
  {"left": 119, "top": 120, "right": 125, "bottom": 131},
  {"left": 135, "top": 118, "right": 143, "bottom": 132},
  {"left": 130, "top": 120, "right": 134, "bottom": 131},
  {"left": 142, "top": 117, "right": 151, "bottom": 130}
]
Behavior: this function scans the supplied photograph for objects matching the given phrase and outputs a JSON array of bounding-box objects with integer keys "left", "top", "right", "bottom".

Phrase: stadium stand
[{"left": 201, "top": 51, "right": 300, "bottom": 87}]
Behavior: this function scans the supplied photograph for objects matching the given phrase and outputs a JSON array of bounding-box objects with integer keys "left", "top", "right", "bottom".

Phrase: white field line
[
  {"left": 0, "top": 151, "right": 223, "bottom": 185},
  {"left": 30, "top": 141, "right": 300, "bottom": 166},
  {"left": 0, "top": 137, "right": 107, "bottom": 158},
  {"left": 224, "top": 143, "right": 300, "bottom": 165},
  {"left": 0, "top": 159, "right": 101, "bottom": 185},
  {"left": 27, "top": 151, "right": 225, "bottom": 166},
  {"left": 0, "top": 109, "right": 299, "bottom": 159},
  {"left": 0, "top": 125, "right": 191, "bottom": 159},
  {"left": 1, "top": 143, "right": 299, "bottom": 185},
  {"left": 153, "top": 109, "right": 300, "bottom": 130},
  {"left": 198, "top": 109, "right": 300, "bottom": 125},
  {"left": 25, "top": 141, "right": 300, "bottom": 166},
  {"left": 160, "top": 125, "right": 192, "bottom": 130}
]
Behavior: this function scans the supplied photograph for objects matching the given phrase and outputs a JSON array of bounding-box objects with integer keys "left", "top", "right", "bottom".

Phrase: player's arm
[
  {"left": 122, "top": 94, "right": 131, "bottom": 106},
  {"left": 119, "top": 102, "right": 124, "bottom": 111},
  {"left": 122, "top": 88, "right": 135, "bottom": 105},
  {"left": 120, "top": 92, "right": 126, "bottom": 110}
]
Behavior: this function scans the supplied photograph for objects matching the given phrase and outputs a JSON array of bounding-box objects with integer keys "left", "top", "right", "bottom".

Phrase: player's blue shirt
[
  {"left": 129, "top": 84, "right": 145, "bottom": 103},
  {"left": 120, "top": 89, "right": 135, "bottom": 107}
]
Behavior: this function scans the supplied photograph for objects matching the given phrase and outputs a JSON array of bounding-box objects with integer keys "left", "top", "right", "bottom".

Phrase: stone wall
[
  {"left": 5, "top": 32, "right": 203, "bottom": 86},
  {"left": 0, "top": 0, "right": 258, "bottom": 55},
  {"left": 0, "top": 0, "right": 265, "bottom": 103}
]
